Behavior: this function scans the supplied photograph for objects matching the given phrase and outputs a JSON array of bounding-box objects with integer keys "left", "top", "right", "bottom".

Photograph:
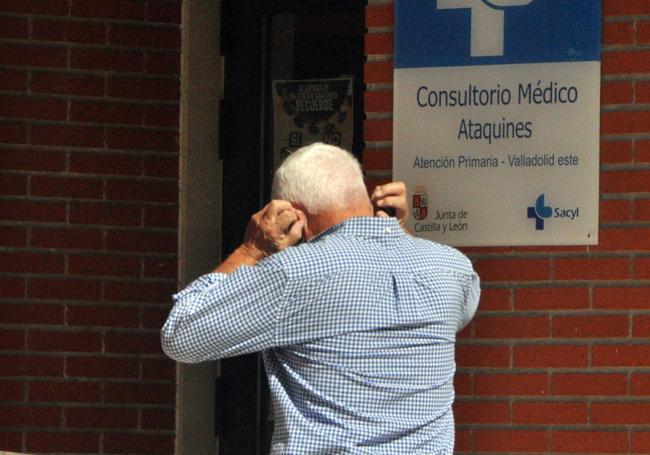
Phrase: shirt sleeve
[
  {"left": 457, "top": 271, "right": 481, "bottom": 332},
  {"left": 160, "top": 261, "right": 288, "bottom": 363}
]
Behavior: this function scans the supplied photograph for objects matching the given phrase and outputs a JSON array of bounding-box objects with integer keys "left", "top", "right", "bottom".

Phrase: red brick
[
  {"left": 145, "top": 51, "right": 180, "bottom": 75},
  {"left": 601, "top": 140, "right": 633, "bottom": 163},
  {"left": 454, "top": 400, "right": 509, "bottom": 424},
  {"left": 474, "top": 258, "right": 550, "bottom": 282},
  {"left": 601, "top": 80, "right": 633, "bottom": 105},
  {"left": 474, "top": 315, "right": 549, "bottom": 339},
  {"left": 603, "top": 0, "right": 650, "bottom": 15},
  {"left": 26, "top": 432, "right": 99, "bottom": 453},
  {"left": 603, "top": 21, "right": 635, "bottom": 46},
  {"left": 144, "top": 257, "right": 176, "bottom": 279},
  {"left": 634, "top": 258, "right": 650, "bottom": 279},
  {"left": 603, "top": 50, "right": 650, "bottom": 75},
  {"left": 32, "top": 19, "right": 106, "bottom": 44},
  {"left": 633, "top": 432, "right": 650, "bottom": 454},
  {"left": 474, "top": 429, "right": 548, "bottom": 452},
  {"left": 70, "top": 100, "right": 143, "bottom": 125},
  {"left": 108, "top": 76, "right": 179, "bottom": 101},
  {"left": 66, "top": 356, "right": 139, "bottom": 379},
  {"left": 31, "top": 175, "right": 103, "bottom": 199},
  {"left": 141, "top": 408, "right": 175, "bottom": 430},
  {"left": 600, "top": 199, "right": 632, "bottom": 222},
  {"left": 142, "top": 358, "right": 175, "bottom": 380},
  {"left": 142, "top": 306, "right": 170, "bottom": 329},
  {"left": 0, "top": 0, "right": 68, "bottom": 14},
  {"left": 0, "top": 96, "right": 66, "bottom": 121},
  {"left": 0, "top": 252, "right": 64, "bottom": 274},
  {"left": 0, "top": 174, "right": 28, "bottom": 195},
  {"left": 637, "top": 199, "right": 650, "bottom": 221},
  {"left": 0, "top": 431, "right": 22, "bottom": 451},
  {"left": 143, "top": 155, "right": 178, "bottom": 178},
  {"left": 104, "top": 281, "right": 175, "bottom": 303},
  {"left": 29, "top": 381, "right": 101, "bottom": 403},
  {"left": 0, "top": 355, "right": 63, "bottom": 377},
  {"left": 28, "top": 330, "right": 100, "bottom": 353},
  {"left": 0, "top": 43, "right": 67, "bottom": 68},
  {"left": 105, "top": 230, "right": 176, "bottom": 253},
  {"left": 147, "top": 1, "right": 181, "bottom": 24},
  {"left": 1, "top": 303, "right": 63, "bottom": 325},
  {"left": 474, "top": 373, "right": 548, "bottom": 396},
  {"left": 640, "top": 21, "right": 650, "bottom": 44},
  {"left": 364, "top": 90, "right": 393, "bottom": 114},
  {"left": 0, "top": 16, "right": 28, "bottom": 39},
  {"left": 598, "top": 227, "right": 650, "bottom": 251},
  {"left": 144, "top": 104, "right": 179, "bottom": 128},
  {"left": 364, "top": 61, "right": 393, "bottom": 84},
  {"left": 104, "top": 382, "right": 174, "bottom": 405},
  {"left": 27, "top": 278, "right": 101, "bottom": 301},
  {"left": 454, "top": 373, "right": 472, "bottom": 396},
  {"left": 103, "top": 433, "right": 174, "bottom": 455},
  {"left": 0, "top": 405, "right": 61, "bottom": 427},
  {"left": 602, "top": 170, "right": 650, "bottom": 193},
  {"left": 552, "top": 430, "right": 628, "bottom": 453},
  {"left": 554, "top": 257, "right": 630, "bottom": 280},
  {"left": 144, "top": 205, "right": 178, "bottom": 228},
  {"left": 637, "top": 81, "right": 650, "bottom": 104},
  {"left": 553, "top": 315, "right": 629, "bottom": 338},
  {"left": 107, "top": 127, "right": 178, "bottom": 152},
  {"left": 0, "top": 277, "right": 25, "bottom": 298},
  {"left": 513, "top": 401, "right": 587, "bottom": 425},
  {"left": 104, "top": 332, "right": 164, "bottom": 355},
  {"left": 592, "top": 402, "right": 650, "bottom": 425},
  {"left": 0, "top": 120, "right": 26, "bottom": 143},
  {"left": 456, "top": 344, "right": 510, "bottom": 368},
  {"left": 0, "top": 329, "right": 25, "bottom": 350},
  {"left": 552, "top": 373, "right": 628, "bottom": 396},
  {"left": 31, "top": 71, "right": 105, "bottom": 97},
  {"left": 633, "top": 315, "right": 650, "bottom": 338},
  {"left": 0, "top": 380, "right": 24, "bottom": 401},
  {"left": 1, "top": 149, "right": 65, "bottom": 171},
  {"left": 69, "top": 254, "right": 140, "bottom": 277},
  {"left": 31, "top": 227, "right": 103, "bottom": 250},
  {"left": 363, "top": 148, "right": 392, "bottom": 171},
  {"left": 0, "top": 68, "right": 27, "bottom": 91},
  {"left": 365, "top": 32, "right": 393, "bottom": 55},
  {"left": 69, "top": 152, "right": 143, "bottom": 175},
  {"left": 68, "top": 305, "right": 139, "bottom": 328},
  {"left": 602, "top": 111, "right": 650, "bottom": 135},
  {"left": 595, "top": 286, "right": 650, "bottom": 309},
  {"left": 514, "top": 345, "right": 588, "bottom": 368},
  {"left": 109, "top": 24, "right": 180, "bottom": 49},
  {"left": 364, "top": 119, "right": 392, "bottom": 142},
  {"left": 70, "top": 48, "right": 144, "bottom": 72},
  {"left": 366, "top": 4, "right": 394, "bottom": 28},
  {"left": 0, "top": 200, "right": 66, "bottom": 222},
  {"left": 65, "top": 407, "right": 138, "bottom": 429},
  {"left": 69, "top": 202, "right": 141, "bottom": 227},
  {"left": 71, "top": 0, "right": 146, "bottom": 20},
  {"left": 32, "top": 124, "right": 103, "bottom": 148},
  {"left": 632, "top": 373, "right": 650, "bottom": 395},
  {"left": 593, "top": 344, "right": 650, "bottom": 367},
  {"left": 105, "top": 179, "right": 178, "bottom": 203},
  {"left": 0, "top": 226, "right": 27, "bottom": 247}
]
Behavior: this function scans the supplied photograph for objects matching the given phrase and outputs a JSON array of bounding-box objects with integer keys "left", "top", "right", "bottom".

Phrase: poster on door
[
  {"left": 393, "top": 0, "right": 601, "bottom": 246},
  {"left": 272, "top": 78, "right": 353, "bottom": 170}
]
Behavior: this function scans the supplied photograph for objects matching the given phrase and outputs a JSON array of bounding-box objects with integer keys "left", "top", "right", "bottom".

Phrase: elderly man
[{"left": 162, "top": 143, "right": 480, "bottom": 454}]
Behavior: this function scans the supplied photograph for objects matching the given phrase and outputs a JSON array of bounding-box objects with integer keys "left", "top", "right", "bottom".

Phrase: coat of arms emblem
[{"left": 412, "top": 186, "right": 428, "bottom": 221}]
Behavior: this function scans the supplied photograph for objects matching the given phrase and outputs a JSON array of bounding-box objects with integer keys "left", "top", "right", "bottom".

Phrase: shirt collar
[{"left": 311, "top": 216, "right": 404, "bottom": 242}]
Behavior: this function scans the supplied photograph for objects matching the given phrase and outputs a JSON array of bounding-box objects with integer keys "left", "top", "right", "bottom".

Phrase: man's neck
[{"left": 307, "top": 204, "right": 374, "bottom": 238}]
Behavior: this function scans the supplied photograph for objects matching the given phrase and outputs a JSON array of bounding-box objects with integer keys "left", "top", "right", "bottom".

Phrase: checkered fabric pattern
[{"left": 162, "top": 217, "right": 480, "bottom": 454}]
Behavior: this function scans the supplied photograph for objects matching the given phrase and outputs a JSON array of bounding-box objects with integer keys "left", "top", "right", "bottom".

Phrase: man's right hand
[{"left": 242, "top": 200, "right": 306, "bottom": 259}]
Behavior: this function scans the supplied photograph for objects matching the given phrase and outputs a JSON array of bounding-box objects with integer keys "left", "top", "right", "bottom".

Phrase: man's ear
[{"left": 291, "top": 203, "right": 313, "bottom": 241}]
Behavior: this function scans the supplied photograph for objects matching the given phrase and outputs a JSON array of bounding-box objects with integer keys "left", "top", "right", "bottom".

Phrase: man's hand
[
  {"left": 371, "top": 181, "right": 409, "bottom": 228},
  {"left": 242, "top": 200, "right": 306, "bottom": 258}
]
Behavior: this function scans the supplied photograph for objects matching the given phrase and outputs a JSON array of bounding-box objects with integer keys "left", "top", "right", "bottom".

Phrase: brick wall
[
  {"left": 0, "top": 1, "right": 180, "bottom": 453},
  {"left": 365, "top": 0, "right": 650, "bottom": 453}
]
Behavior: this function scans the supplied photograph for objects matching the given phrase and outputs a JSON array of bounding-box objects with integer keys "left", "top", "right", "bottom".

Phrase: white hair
[{"left": 271, "top": 142, "right": 368, "bottom": 214}]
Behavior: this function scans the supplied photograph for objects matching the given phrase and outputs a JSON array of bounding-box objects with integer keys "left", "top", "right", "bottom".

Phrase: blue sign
[{"left": 395, "top": 0, "right": 601, "bottom": 68}]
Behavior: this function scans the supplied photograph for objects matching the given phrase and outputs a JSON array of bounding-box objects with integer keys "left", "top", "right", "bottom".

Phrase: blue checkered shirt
[{"left": 162, "top": 217, "right": 480, "bottom": 454}]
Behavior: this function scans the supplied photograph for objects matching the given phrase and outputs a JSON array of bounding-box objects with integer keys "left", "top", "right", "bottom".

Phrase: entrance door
[{"left": 219, "top": 1, "right": 366, "bottom": 453}]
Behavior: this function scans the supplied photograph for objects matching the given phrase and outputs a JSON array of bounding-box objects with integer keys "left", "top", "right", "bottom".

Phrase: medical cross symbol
[{"left": 437, "top": 0, "right": 534, "bottom": 57}]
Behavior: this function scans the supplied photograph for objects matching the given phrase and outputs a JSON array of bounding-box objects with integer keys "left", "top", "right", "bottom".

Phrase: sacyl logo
[
  {"left": 437, "top": 0, "right": 534, "bottom": 57},
  {"left": 527, "top": 194, "right": 580, "bottom": 230}
]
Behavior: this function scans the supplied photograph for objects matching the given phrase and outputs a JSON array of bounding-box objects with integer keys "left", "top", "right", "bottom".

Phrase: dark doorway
[{"left": 219, "top": 1, "right": 366, "bottom": 453}]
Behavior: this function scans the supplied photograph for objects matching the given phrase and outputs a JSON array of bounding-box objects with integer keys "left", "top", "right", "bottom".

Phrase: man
[{"left": 162, "top": 143, "right": 480, "bottom": 454}]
